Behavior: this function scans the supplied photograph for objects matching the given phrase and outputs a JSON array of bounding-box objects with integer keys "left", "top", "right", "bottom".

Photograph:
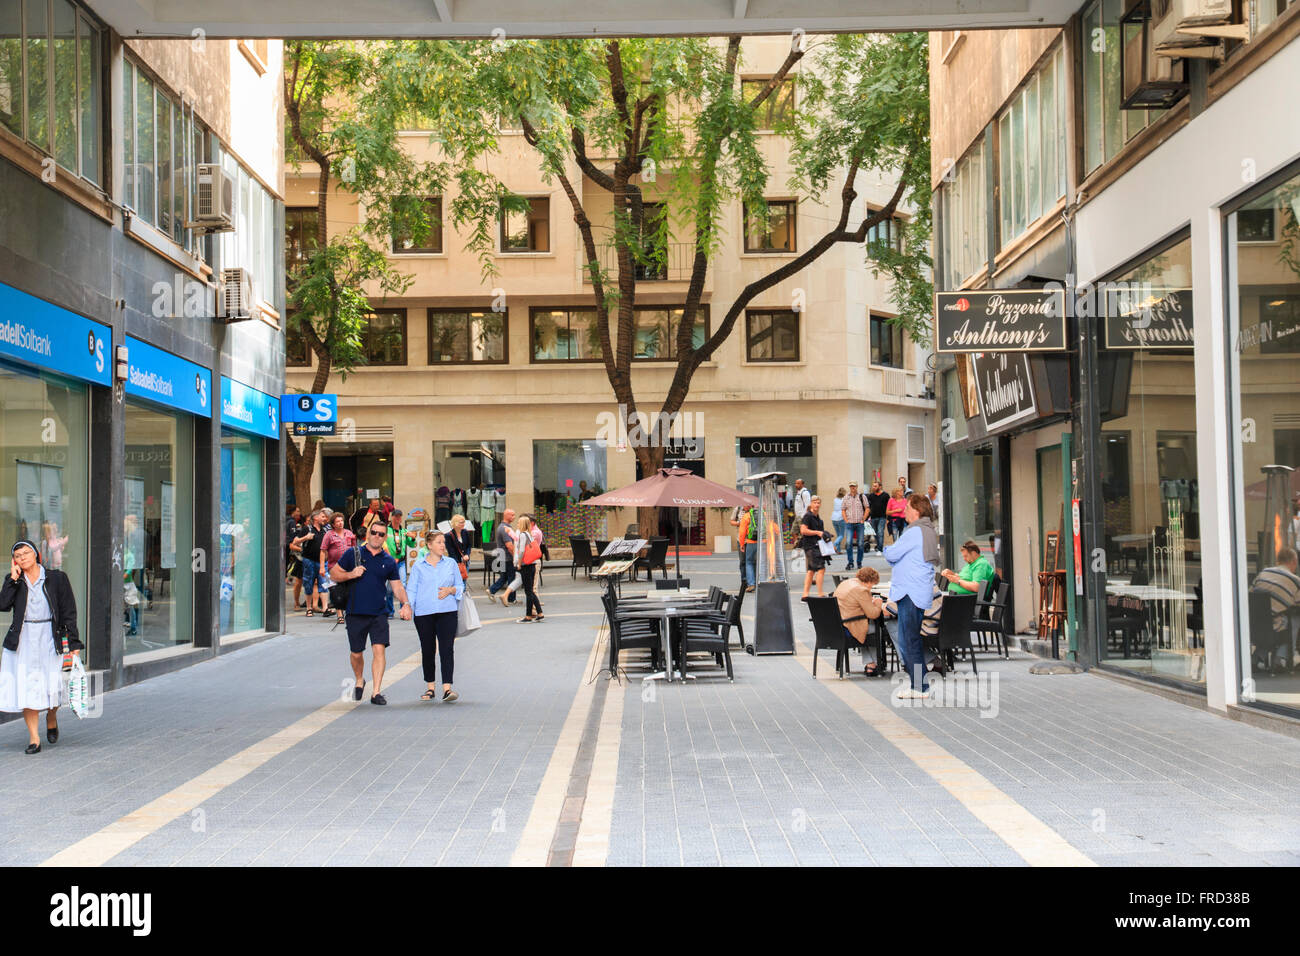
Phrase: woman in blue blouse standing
[
  {"left": 883, "top": 494, "right": 941, "bottom": 699},
  {"left": 408, "top": 531, "right": 465, "bottom": 702}
]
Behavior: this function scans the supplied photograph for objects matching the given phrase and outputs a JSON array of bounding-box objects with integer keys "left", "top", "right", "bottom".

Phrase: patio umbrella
[{"left": 581, "top": 467, "right": 758, "bottom": 586}]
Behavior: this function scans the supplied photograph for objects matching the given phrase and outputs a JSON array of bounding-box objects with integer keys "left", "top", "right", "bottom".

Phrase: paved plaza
[{"left": 3, "top": 555, "right": 1299, "bottom": 867}]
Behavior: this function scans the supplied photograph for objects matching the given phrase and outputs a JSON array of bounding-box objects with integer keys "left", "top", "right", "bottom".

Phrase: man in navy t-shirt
[{"left": 331, "top": 517, "right": 412, "bottom": 705}]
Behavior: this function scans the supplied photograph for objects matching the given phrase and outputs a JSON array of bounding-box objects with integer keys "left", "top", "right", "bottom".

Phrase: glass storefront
[
  {"left": 533, "top": 439, "right": 608, "bottom": 540},
  {"left": 124, "top": 400, "right": 194, "bottom": 655},
  {"left": 0, "top": 361, "right": 89, "bottom": 651},
  {"left": 434, "top": 440, "right": 506, "bottom": 542},
  {"left": 320, "top": 443, "right": 393, "bottom": 514},
  {"left": 1229, "top": 165, "right": 1300, "bottom": 712},
  {"left": 863, "top": 438, "right": 884, "bottom": 487},
  {"left": 948, "top": 444, "right": 1002, "bottom": 575},
  {"left": 1097, "top": 235, "right": 1204, "bottom": 685},
  {"left": 220, "top": 429, "right": 264, "bottom": 636}
]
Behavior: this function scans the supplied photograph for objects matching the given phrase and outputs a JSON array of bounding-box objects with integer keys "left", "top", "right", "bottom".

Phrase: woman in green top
[{"left": 941, "top": 540, "right": 995, "bottom": 597}]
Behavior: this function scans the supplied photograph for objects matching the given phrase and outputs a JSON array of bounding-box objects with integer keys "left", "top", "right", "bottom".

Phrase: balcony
[{"left": 580, "top": 242, "right": 696, "bottom": 284}]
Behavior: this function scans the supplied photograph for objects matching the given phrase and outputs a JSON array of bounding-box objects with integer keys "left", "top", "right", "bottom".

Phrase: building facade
[
  {"left": 285, "top": 36, "right": 938, "bottom": 550},
  {"left": 930, "top": 2, "right": 1300, "bottom": 729},
  {"left": 0, "top": 5, "right": 286, "bottom": 689}
]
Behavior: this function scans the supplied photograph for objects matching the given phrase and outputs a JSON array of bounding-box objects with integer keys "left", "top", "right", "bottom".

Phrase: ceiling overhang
[{"left": 84, "top": 0, "right": 1076, "bottom": 39}]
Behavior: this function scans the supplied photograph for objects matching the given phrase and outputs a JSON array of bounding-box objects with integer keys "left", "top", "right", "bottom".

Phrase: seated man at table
[
  {"left": 1251, "top": 546, "right": 1300, "bottom": 672},
  {"left": 834, "top": 567, "right": 886, "bottom": 675},
  {"left": 940, "top": 539, "right": 996, "bottom": 598}
]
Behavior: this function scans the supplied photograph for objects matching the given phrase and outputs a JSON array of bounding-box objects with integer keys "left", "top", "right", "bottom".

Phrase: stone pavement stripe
[
  {"left": 572, "top": 663, "right": 626, "bottom": 867},
  {"left": 793, "top": 650, "right": 1095, "bottom": 868},
  {"left": 40, "top": 652, "right": 425, "bottom": 867},
  {"left": 508, "top": 623, "right": 605, "bottom": 866},
  {"left": 547, "top": 663, "right": 611, "bottom": 866}
]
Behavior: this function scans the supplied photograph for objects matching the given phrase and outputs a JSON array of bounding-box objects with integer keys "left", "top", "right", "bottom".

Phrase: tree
[
  {"left": 397, "top": 33, "right": 931, "bottom": 534},
  {"left": 282, "top": 41, "right": 505, "bottom": 509}
]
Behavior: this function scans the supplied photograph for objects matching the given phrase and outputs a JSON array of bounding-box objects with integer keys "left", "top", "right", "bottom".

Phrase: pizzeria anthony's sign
[
  {"left": 934, "top": 290, "right": 1067, "bottom": 353},
  {"left": 1103, "top": 287, "right": 1193, "bottom": 350}
]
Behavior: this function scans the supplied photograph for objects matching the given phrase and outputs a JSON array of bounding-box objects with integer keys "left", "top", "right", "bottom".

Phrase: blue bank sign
[
  {"left": 221, "top": 377, "right": 280, "bottom": 439},
  {"left": 125, "top": 336, "right": 212, "bottom": 417},
  {"left": 0, "top": 281, "right": 111, "bottom": 386}
]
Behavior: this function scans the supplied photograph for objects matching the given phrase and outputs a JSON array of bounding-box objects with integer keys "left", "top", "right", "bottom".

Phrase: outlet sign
[{"left": 935, "top": 289, "right": 1067, "bottom": 353}]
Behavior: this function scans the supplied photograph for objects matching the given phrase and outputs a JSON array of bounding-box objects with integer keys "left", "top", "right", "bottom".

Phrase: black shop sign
[
  {"left": 935, "top": 289, "right": 1067, "bottom": 353},
  {"left": 972, "top": 352, "right": 1039, "bottom": 431},
  {"left": 1104, "top": 287, "right": 1194, "bottom": 350},
  {"left": 739, "top": 436, "right": 813, "bottom": 459}
]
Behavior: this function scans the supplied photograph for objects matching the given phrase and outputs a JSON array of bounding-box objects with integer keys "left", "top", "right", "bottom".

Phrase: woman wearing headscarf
[
  {"left": 883, "top": 494, "right": 940, "bottom": 699},
  {"left": 0, "top": 540, "right": 82, "bottom": 753},
  {"left": 408, "top": 531, "right": 464, "bottom": 702}
]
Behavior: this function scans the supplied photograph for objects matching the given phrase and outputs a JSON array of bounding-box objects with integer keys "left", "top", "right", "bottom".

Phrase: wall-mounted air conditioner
[
  {"left": 219, "top": 268, "right": 254, "bottom": 322},
  {"left": 189, "top": 164, "right": 236, "bottom": 233},
  {"left": 1151, "top": 0, "right": 1239, "bottom": 58}
]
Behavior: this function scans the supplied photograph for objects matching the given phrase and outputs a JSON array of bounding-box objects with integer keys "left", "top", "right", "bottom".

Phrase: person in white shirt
[{"left": 791, "top": 478, "right": 812, "bottom": 523}]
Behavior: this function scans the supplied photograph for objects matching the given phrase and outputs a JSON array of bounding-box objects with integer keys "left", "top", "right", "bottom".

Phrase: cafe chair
[
  {"left": 1248, "top": 587, "right": 1290, "bottom": 674},
  {"left": 600, "top": 588, "right": 661, "bottom": 676},
  {"left": 925, "top": 593, "right": 979, "bottom": 674},
  {"left": 632, "top": 538, "right": 671, "bottom": 582},
  {"left": 569, "top": 536, "right": 596, "bottom": 581},
  {"left": 807, "top": 596, "right": 859, "bottom": 680},
  {"left": 1106, "top": 596, "right": 1149, "bottom": 659},
  {"left": 654, "top": 578, "right": 690, "bottom": 590},
  {"left": 679, "top": 594, "right": 736, "bottom": 681},
  {"left": 970, "top": 581, "right": 1011, "bottom": 658}
]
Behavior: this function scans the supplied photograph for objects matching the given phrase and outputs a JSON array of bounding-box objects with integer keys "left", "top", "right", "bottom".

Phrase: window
[
  {"left": 392, "top": 196, "right": 443, "bottom": 254},
  {"left": 500, "top": 196, "right": 550, "bottom": 252},
  {"left": 870, "top": 313, "right": 904, "bottom": 368},
  {"left": 1082, "top": 0, "right": 1154, "bottom": 176},
  {"left": 746, "top": 309, "right": 799, "bottom": 362},
  {"left": 238, "top": 39, "right": 269, "bottom": 74},
  {"left": 743, "top": 199, "right": 796, "bottom": 253},
  {"left": 214, "top": 142, "right": 279, "bottom": 305},
  {"left": 741, "top": 76, "right": 795, "bottom": 129},
  {"left": 1237, "top": 198, "right": 1277, "bottom": 243},
  {"left": 629, "top": 200, "right": 667, "bottom": 279},
  {"left": 124, "top": 57, "right": 207, "bottom": 249},
  {"left": 938, "top": 136, "right": 989, "bottom": 289},
  {"left": 0, "top": 0, "right": 101, "bottom": 183},
  {"left": 531, "top": 307, "right": 604, "bottom": 362},
  {"left": 632, "top": 306, "right": 708, "bottom": 360},
  {"left": 361, "top": 308, "right": 406, "bottom": 366},
  {"left": 866, "top": 212, "right": 903, "bottom": 253},
  {"left": 427, "top": 309, "right": 506, "bottom": 364},
  {"left": 998, "top": 45, "right": 1067, "bottom": 245},
  {"left": 285, "top": 312, "right": 310, "bottom": 367},
  {"left": 285, "top": 206, "right": 319, "bottom": 272}
]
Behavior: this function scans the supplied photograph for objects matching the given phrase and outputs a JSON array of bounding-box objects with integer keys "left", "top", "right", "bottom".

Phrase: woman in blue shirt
[
  {"left": 883, "top": 494, "right": 941, "bottom": 698},
  {"left": 408, "top": 531, "right": 465, "bottom": 702}
]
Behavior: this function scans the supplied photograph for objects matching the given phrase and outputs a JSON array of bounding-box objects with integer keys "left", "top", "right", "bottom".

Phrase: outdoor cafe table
[{"left": 616, "top": 596, "right": 717, "bottom": 682}]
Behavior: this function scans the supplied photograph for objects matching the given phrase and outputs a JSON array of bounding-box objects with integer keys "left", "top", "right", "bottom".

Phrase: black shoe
[
  {"left": 46, "top": 724, "right": 58, "bottom": 744},
  {"left": 442, "top": 689, "right": 459, "bottom": 703},
  {"left": 370, "top": 694, "right": 387, "bottom": 705},
  {"left": 24, "top": 743, "right": 40, "bottom": 754},
  {"left": 353, "top": 681, "right": 365, "bottom": 702}
]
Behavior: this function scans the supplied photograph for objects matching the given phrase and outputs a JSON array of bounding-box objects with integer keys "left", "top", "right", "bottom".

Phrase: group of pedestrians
[
  {"left": 827, "top": 478, "right": 931, "bottom": 570},
  {"left": 485, "top": 509, "right": 547, "bottom": 623}
]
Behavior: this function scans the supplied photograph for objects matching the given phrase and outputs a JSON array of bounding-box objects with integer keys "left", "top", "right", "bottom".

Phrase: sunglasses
[{"left": 368, "top": 528, "right": 386, "bottom": 537}]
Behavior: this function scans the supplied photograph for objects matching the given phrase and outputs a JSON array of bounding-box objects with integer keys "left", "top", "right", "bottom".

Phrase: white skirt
[{"left": 0, "top": 621, "right": 68, "bottom": 712}]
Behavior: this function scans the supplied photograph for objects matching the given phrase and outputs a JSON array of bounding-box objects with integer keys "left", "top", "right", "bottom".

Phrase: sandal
[
  {"left": 420, "top": 689, "right": 437, "bottom": 701},
  {"left": 864, "top": 662, "right": 880, "bottom": 677},
  {"left": 305, "top": 609, "right": 314, "bottom": 617}
]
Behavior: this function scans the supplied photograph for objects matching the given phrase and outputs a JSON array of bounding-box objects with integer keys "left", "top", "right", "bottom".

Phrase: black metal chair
[
  {"left": 625, "top": 524, "right": 639, "bottom": 537},
  {"left": 679, "top": 594, "right": 736, "bottom": 681},
  {"left": 654, "top": 577, "right": 689, "bottom": 590},
  {"left": 926, "top": 593, "right": 979, "bottom": 674},
  {"left": 1106, "top": 595, "right": 1148, "bottom": 658},
  {"left": 807, "top": 596, "right": 859, "bottom": 679},
  {"left": 970, "top": 581, "right": 1011, "bottom": 658},
  {"left": 600, "top": 588, "right": 661, "bottom": 675},
  {"left": 1248, "top": 587, "right": 1289, "bottom": 673},
  {"left": 569, "top": 536, "right": 595, "bottom": 580},
  {"left": 707, "top": 585, "right": 725, "bottom": 609},
  {"left": 632, "top": 538, "right": 670, "bottom": 581}
]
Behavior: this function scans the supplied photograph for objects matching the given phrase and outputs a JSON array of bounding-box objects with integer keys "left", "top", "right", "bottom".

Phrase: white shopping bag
[
  {"left": 817, "top": 539, "right": 836, "bottom": 557},
  {"left": 457, "top": 594, "right": 482, "bottom": 637},
  {"left": 68, "top": 655, "right": 90, "bottom": 718}
]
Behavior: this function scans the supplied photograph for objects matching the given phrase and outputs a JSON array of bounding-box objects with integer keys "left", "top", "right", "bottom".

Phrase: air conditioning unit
[
  {"left": 219, "top": 268, "right": 254, "bottom": 322},
  {"left": 190, "top": 163, "right": 235, "bottom": 232},
  {"left": 1151, "top": 0, "right": 1236, "bottom": 58}
]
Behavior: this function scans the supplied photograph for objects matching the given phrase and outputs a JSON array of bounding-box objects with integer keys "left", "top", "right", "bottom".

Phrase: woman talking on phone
[{"left": 0, "top": 540, "right": 82, "bottom": 753}]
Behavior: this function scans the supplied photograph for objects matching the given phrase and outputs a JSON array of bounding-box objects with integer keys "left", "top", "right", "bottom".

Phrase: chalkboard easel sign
[{"left": 1043, "top": 531, "right": 1061, "bottom": 573}]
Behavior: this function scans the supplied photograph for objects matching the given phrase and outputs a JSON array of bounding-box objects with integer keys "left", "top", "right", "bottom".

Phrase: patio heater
[
  {"left": 1259, "top": 464, "right": 1296, "bottom": 572},
  {"left": 744, "top": 471, "right": 794, "bottom": 655}
]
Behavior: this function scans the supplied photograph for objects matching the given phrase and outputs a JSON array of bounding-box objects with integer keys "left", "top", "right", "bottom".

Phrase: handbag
[
  {"left": 458, "top": 560, "right": 469, "bottom": 582},
  {"left": 123, "top": 580, "right": 141, "bottom": 607},
  {"left": 521, "top": 532, "right": 543, "bottom": 566},
  {"left": 330, "top": 545, "right": 363, "bottom": 611},
  {"left": 817, "top": 538, "right": 836, "bottom": 557},
  {"left": 457, "top": 592, "right": 481, "bottom": 636}
]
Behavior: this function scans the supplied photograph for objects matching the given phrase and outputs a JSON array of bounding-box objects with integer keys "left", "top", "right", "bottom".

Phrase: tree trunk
[{"left": 634, "top": 443, "right": 664, "bottom": 540}]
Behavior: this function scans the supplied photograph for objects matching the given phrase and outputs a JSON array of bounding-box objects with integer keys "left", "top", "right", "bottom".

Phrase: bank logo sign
[
  {"left": 221, "top": 377, "right": 280, "bottom": 439},
  {"left": 0, "top": 281, "right": 111, "bottom": 385},
  {"left": 124, "top": 336, "right": 212, "bottom": 418},
  {"left": 1103, "top": 287, "right": 1193, "bottom": 350},
  {"left": 934, "top": 289, "right": 1067, "bottom": 353}
]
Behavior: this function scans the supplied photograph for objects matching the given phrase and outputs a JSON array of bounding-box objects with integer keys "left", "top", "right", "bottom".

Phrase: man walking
[
  {"left": 841, "top": 482, "right": 867, "bottom": 570},
  {"left": 488, "top": 507, "right": 518, "bottom": 606},
  {"left": 331, "top": 516, "right": 412, "bottom": 705},
  {"left": 791, "top": 478, "right": 812, "bottom": 525},
  {"left": 866, "top": 481, "right": 890, "bottom": 554},
  {"left": 294, "top": 509, "right": 328, "bottom": 616}
]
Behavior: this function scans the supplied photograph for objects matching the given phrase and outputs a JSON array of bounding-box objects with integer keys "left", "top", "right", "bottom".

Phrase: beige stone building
[{"left": 285, "top": 36, "right": 938, "bottom": 549}]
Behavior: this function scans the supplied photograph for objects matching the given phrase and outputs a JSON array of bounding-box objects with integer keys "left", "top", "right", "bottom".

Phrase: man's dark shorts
[{"left": 346, "top": 613, "right": 390, "bottom": 654}]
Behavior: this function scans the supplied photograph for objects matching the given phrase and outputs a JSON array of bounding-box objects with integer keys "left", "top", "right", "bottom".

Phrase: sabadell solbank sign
[{"left": 934, "top": 289, "right": 1067, "bottom": 353}]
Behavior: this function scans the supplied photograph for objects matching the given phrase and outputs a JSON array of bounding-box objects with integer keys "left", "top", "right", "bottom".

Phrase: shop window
[
  {"left": 948, "top": 445, "right": 1002, "bottom": 574},
  {"left": 740, "top": 76, "right": 795, "bottom": 129},
  {"left": 123, "top": 400, "right": 195, "bottom": 657},
  {"left": 1097, "top": 233, "right": 1202, "bottom": 686},
  {"left": 632, "top": 306, "right": 707, "bottom": 360},
  {"left": 531, "top": 307, "right": 604, "bottom": 362},
  {"left": 870, "top": 313, "right": 904, "bottom": 368},
  {"left": 428, "top": 309, "right": 506, "bottom": 364},
  {"left": 0, "top": 0, "right": 101, "bottom": 184},
  {"left": 500, "top": 196, "right": 550, "bottom": 253},
  {"left": 1229, "top": 164, "right": 1300, "bottom": 712},
  {"left": 220, "top": 430, "right": 264, "bottom": 636},
  {"left": 362, "top": 308, "right": 406, "bottom": 366},
  {"left": 998, "top": 44, "right": 1066, "bottom": 245},
  {"left": 937, "top": 136, "right": 989, "bottom": 289},
  {"left": 285, "top": 206, "right": 319, "bottom": 273},
  {"left": 532, "top": 439, "right": 608, "bottom": 525},
  {"left": 743, "top": 199, "right": 797, "bottom": 253},
  {"left": 392, "top": 196, "right": 443, "bottom": 254},
  {"left": 746, "top": 309, "right": 800, "bottom": 362},
  {"left": 0, "top": 363, "right": 89, "bottom": 656}
]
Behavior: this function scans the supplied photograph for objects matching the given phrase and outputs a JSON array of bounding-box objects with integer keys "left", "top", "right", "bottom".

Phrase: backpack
[{"left": 330, "top": 545, "right": 364, "bottom": 611}]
